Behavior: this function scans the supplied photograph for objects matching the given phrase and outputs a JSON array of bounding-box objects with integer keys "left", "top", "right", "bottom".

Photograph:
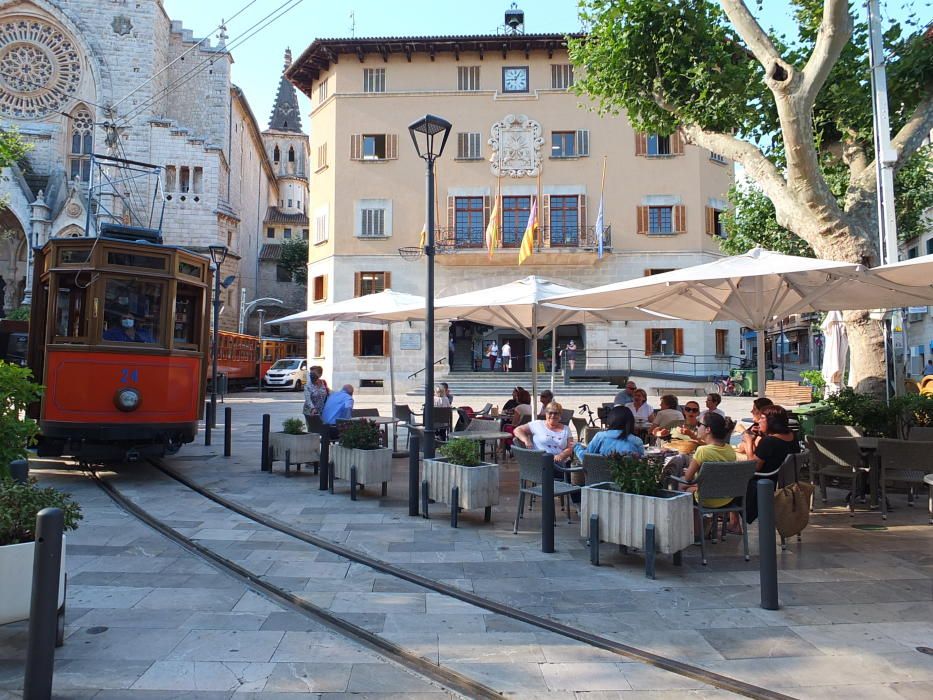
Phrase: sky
[{"left": 159, "top": 0, "right": 922, "bottom": 131}]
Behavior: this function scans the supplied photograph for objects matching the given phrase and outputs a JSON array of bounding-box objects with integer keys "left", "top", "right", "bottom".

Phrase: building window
[
  {"left": 502, "top": 196, "right": 531, "bottom": 247},
  {"left": 715, "top": 329, "right": 728, "bottom": 356},
  {"left": 266, "top": 227, "right": 275, "bottom": 239},
  {"left": 313, "top": 331, "right": 324, "bottom": 358},
  {"left": 312, "top": 274, "right": 327, "bottom": 302},
  {"left": 192, "top": 167, "right": 203, "bottom": 194},
  {"left": 550, "top": 130, "right": 589, "bottom": 158},
  {"left": 908, "top": 246, "right": 919, "bottom": 259},
  {"left": 706, "top": 207, "right": 726, "bottom": 237},
  {"left": 287, "top": 199, "right": 292, "bottom": 209},
  {"left": 164, "top": 165, "right": 176, "bottom": 192},
  {"left": 710, "top": 152, "right": 727, "bottom": 164},
  {"left": 648, "top": 206, "right": 673, "bottom": 234},
  {"left": 647, "top": 134, "right": 671, "bottom": 156},
  {"left": 355, "top": 271, "right": 390, "bottom": 297},
  {"left": 458, "top": 65, "right": 480, "bottom": 91},
  {"left": 276, "top": 264, "right": 291, "bottom": 282},
  {"left": 318, "top": 77, "right": 329, "bottom": 103},
  {"left": 283, "top": 228, "right": 292, "bottom": 239},
  {"left": 273, "top": 145, "right": 281, "bottom": 163},
  {"left": 179, "top": 166, "right": 190, "bottom": 193},
  {"left": 363, "top": 134, "right": 386, "bottom": 159},
  {"left": 549, "top": 195, "right": 579, "bottom": 246},
  {"left": 360, "top": 208, "right": 386, "bottom": 237},
  {"left": 314, "top": 211, "right": 328, "bottom": 244},
  {"left": 68, "top": 106, "right": 93, "bottom": 182},
  {"left": 350, "top": 133, "right": 398, "bottom": 161},
  {"left": 454, "top": 196, "right": 485, "bottom": 246},
  {"left": 354, "top": 329, "right": 388, "bottom": 357},
  {"left": 926, "top": 239, "right": 933, "bottom": 255},
  {"left": 363, "top": 68, "right": 385, "bottom": 93},
  {"left": 288, "top": 146, "right": 295, "bottom": 163},
  {"left": 301, "top": 228, "right": 308, "bottom": 240},
  {"left": 645, "top": 328, "right": 684, "bottom": 356},
  {"left": 317, "top": 142, "right": 328, "bottom": 170},
  {"left": 456, "top": 132, "right": 482, "bottom": 160},
  {"left": 551, "top": 64, "right": 574, "bottom": 89}
]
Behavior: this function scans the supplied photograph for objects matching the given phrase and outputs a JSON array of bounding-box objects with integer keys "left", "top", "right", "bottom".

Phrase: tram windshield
[{"left": 101, "top": 278, "right": 163, "bottom": 344}]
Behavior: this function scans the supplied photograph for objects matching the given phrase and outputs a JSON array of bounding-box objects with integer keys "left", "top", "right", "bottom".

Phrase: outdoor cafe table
[{"left": 448, "top": 430, "right": 511, "bottom": 462}]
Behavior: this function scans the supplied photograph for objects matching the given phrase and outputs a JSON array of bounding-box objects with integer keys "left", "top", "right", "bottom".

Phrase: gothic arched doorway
[{"left": 0, "top": 208, "right": 28, "bottom": 314}]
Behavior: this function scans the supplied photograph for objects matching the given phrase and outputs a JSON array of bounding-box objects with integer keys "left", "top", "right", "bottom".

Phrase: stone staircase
[{"left": 408, "top": 371, "right": 621, "bottom": 397}]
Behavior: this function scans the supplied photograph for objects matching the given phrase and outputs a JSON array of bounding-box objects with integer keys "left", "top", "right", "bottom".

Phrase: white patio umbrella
[
  {"left": 270, "top": 289, "right": 424, "bottom": 409},
  {"left": 820, "top": 311, "right": 848, "bottom": 396},
  {"left": 868, "top": 253, "right": 933, "bottom": 288},
  {"left": 547, "top": 247, "right": 933, "bottom": 397},
  {"left": 369, "top": 275, "right": 666, "bottom": 402}
]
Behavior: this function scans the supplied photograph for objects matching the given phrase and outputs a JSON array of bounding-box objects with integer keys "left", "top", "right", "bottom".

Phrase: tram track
[{"left": 136, "top": 458, "right": 795, "bottom": 700}]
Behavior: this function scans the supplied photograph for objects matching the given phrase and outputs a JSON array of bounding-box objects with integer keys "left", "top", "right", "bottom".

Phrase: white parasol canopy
[
  {"left": 867, "top": 253, "right": 933, "bottom": 288},
  {"left": 820, "top": 311, "right": 848, "bottom": 396}
]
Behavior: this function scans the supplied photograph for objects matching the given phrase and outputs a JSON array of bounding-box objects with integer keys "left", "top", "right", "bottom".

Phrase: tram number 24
[{"left": 120, "top": 368, "right": 140, "bottom": 384}]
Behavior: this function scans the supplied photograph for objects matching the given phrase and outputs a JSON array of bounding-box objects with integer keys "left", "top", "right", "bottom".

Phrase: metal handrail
[
  {"left": 564, "top": 350, "right": 746, "bottom": 379},
  {"left": 407, "top": 357, "right": 446, "bottom": 381}
]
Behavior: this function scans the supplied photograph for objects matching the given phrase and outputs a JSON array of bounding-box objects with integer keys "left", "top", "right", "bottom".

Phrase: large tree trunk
[{"left": 843, "top": 310, "right": 887, "bottom": 396}]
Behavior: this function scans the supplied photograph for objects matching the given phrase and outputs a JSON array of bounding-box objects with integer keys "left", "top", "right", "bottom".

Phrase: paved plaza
[{"left": 2, "top": 389, "right": 932, "bottom": 698}]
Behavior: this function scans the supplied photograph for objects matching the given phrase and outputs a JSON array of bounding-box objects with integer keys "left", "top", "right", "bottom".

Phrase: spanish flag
[
  {"left": 485, "top": 194, "right": 500, "bottom": 259},
  {"left": 518, "top": 198, "right": 538, "bottom": 265}
]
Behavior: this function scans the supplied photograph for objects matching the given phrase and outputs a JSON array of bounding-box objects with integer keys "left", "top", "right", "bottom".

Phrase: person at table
[
  {"left": 650, "top": 394, "right": 684, "bottom": 437},
  {"left": 513, "top": 401, "right": 575, "bottom": 468},
  {"left": 700, "top": 392, "right": 725, "bottom": 421},
  {"left": 744, "top": 404, "right": 799, "bottom": 524},
  {"left": 537, "top": 390, "right": 555, "bottom": 418},
  {"left": 574, "top": 405, "right": 645, "bottom": 460},
  {"left": 441, "top": 382, "right": 454, "bottom": 406},
  {"left": 682, "top": 412, "right": 740, "bottom": 534},
  {"left": 613, "top": 380, "right": 637, "bottom": 406},
  {"left": 302, "top": 366, "right": 330, "bottom": 428},
  {"left": 658, "top": 399, "right": 702, "bottom": 441},
  {"left": 509, "top": 388, "right": 533, "bottom": 425},
  {"left": 321, "top": 384, "right": 355, "bottom": 436},
  {"left": 625, "top": 389, "right": 653, "bottom": 426},
  {"left": 736, "top": 397, "right": 773, "bottom": 456},
  {"left": 433, "top": 384, "right": 451, "bottom": 407}
]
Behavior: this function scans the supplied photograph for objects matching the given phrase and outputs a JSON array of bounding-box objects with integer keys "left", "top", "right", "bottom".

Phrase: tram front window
[
  {"left": 102, "top": 279, "right": 163, "bottom": 344},
  {"left": 53, "top": 273, "right": 88, "bottom": 341}
]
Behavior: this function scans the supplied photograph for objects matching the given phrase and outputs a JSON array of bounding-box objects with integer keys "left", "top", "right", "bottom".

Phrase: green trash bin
[
  {"left": 790, "top": 402, "right": 828, "bottom": 438},
  {"left": 736, "top": 368, "right": 774, "bottom": 396}
]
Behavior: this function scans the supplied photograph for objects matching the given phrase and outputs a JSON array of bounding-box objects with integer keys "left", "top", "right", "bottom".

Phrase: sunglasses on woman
[
  {"left": 683, "top": 407, "right": 699, "bottom": 413},
  {"left": 545, "top": 411, "right": 560, "bottom": 417}
]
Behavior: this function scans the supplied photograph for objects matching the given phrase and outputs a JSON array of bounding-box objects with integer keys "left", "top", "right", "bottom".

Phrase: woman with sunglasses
[
  {"left": 672, "top": 400, "right": 703, "bottom": 441},
  {"left": 513, "top": 401, "right": 574, "bottom": 467},
  {"left": 682, "top": 412, "right": 741, "bottom": 534}
]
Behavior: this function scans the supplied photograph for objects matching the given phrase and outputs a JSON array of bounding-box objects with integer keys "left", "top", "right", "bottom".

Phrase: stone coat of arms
[{"left": 489, "top": 114, "right": 543, "bottom": 178}]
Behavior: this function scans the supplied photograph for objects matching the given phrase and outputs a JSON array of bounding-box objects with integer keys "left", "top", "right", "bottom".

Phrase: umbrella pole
[
  {"left": 757, "top": 329, "right": 768, "bottom": 397},
  {"left": 387, "top": 321, "right": 397, "bottom": 410},
  {"left": 550, "top": 328, "right": 557, "bottom": 392},
  {"left": 531, "top": 307, "right": 538, "bottom": 409}
]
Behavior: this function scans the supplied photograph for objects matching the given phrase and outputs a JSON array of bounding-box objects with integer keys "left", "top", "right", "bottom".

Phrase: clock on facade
[{"left": 502, "top": 66, "right": 529, "bottom": 93}]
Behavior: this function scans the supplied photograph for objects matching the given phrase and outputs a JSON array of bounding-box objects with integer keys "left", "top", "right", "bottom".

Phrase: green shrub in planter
[
  {"left": 0, "top": 478, "right": 82, "bottom": 546},
  {"left": 607, "top": 453, "right": 666, "bottom": 496},
  {"left": 338, "top": 419, "right": 381, "bottom": 450},
  {"left": 282, "top": 417, "right": 306, "bottom": 435},
  {"left": 438, "top": 437, "right": 481, "bottom": 466},
  {"left": 0, "top": 362, "right": 43, "bottom": 479}
]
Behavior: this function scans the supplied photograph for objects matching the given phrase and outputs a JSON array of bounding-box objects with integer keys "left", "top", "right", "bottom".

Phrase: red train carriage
[
  {"left": 27, "top": 234, "right": 211, "bottom": 462},
  {"left": 206, "top": 333, "right": 306, "bottom": 389}
]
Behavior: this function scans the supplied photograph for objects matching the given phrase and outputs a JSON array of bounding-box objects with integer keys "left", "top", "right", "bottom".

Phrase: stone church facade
[{"left": 0, "top": 0, "right": 309, "bottom": 335}]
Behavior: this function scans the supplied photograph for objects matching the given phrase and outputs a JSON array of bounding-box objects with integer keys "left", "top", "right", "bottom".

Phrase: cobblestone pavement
[{"left": 3, "top": 390, "right": 932, "bottom": 698}]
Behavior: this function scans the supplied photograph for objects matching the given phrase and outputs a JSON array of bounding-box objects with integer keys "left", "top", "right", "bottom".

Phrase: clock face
[{"left": 503, "top": 66, "right": 528, "bottom": 93}]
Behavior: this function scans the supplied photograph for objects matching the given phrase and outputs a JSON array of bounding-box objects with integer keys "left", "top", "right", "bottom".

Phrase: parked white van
[{"left": 263, "top": 358, "right": 308, "bottom": 391}]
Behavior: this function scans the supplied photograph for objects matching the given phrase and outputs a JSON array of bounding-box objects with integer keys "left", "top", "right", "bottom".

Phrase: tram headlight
[{"left": 114, "top": 388, "right": 141, "bottom": 412}]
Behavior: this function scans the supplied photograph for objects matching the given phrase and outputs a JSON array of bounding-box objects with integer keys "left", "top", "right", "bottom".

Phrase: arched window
[
  {"left": 273, "top": 145, "right": 280, "bottom": 163},
  {"left": 288, "top": 146, "right": 295, "bottom": 163},
  {"left": 69, "top": 106, "right": 93, "bottom": 182}
]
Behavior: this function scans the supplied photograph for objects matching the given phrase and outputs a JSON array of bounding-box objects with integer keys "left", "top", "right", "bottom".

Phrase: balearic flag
[
  {"left": 485, "top": 194, "right": 500, "bottom": 259},
  {"left": 518, "top": 198, "right": 538, "bottom": 265},
  {"left": 595, "top": 195, "right": 605, "bottom": 259}
]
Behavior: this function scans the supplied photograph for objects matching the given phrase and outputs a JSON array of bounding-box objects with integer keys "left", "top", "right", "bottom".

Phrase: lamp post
[
  {"left": 208, "top": 245, "right": 228, "bottom": 429},
  {"left": 408, "top": 114, "right": 451, "bottom": 458},
  {"left": 257, "top": 308, "right": 266, "bottom": 392}
]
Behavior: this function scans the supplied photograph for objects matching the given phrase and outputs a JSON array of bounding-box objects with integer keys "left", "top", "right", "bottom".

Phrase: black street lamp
[
  {"left": 408, "top": 114, "right": 451, "bottom": 459},
  {"left": 208, "top": 244, "right": 228, "bottom": 429}
]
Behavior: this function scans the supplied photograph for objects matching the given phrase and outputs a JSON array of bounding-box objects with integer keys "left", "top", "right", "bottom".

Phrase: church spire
[{"left": 268, "top": 48, "right": 302, "bottom": 133}]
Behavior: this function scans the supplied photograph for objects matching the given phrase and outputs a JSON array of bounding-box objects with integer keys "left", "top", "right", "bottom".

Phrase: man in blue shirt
[{"left": 322, "top": 384, "right": 354, "bottom": 425}]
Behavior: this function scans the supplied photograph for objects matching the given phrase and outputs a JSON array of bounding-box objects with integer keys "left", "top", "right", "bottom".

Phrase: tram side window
[
  {"left": 174, "top": 284, "right": 202, "bottom": 348},
  {"left": 102, "top": 279, "right": 163, "bottom": 344},
  {"left": 53, "top": 274, "right": 88, "bottom": 341}
]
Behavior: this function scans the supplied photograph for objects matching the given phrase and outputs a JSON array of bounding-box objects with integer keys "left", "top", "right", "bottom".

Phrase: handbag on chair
[{"left": 773, "top": 481, "right": 814, "bottom": 538}]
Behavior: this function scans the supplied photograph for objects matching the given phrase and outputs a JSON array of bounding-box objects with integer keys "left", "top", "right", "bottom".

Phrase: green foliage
[
  {"left": 894, "top": 147, "right": 933, "bottom": 244},
  {"left": 338, "top": 419, "right": 381, "bottom": 450},
  {"left": 607, "top": 452, "right": 666, "bottom": 496},
  {"left": 281, "top": 417, "right": 305, "bottom": 435},
  {"left": 816, "top": 388, "right": 933, "bottom": 438},
  {"left": 890, "top": 393, "right": 933, "bottom": 439},
  {"left": 799, "top": 370, "right": 825, "bottom": 396},
  {"left": 437, "top": 438, "right": 482, "bottom": 467},
  {"left": 279, "top": 238, "right": 308, "bottom": 286},
  {"left": 5, "top": 306, "right": 29, "bottom": 321},
  {"left": 0, "top": 127, "right": 30, "bottom": 170},
  {"left": 0, "top": 362, "right": 42, "bottom": 479},
  {"left": 720, "top": 185, "right": 814, "bottom": 257},
  {"left": 0, "top": 477, "right": 82, "bottom": 546}
]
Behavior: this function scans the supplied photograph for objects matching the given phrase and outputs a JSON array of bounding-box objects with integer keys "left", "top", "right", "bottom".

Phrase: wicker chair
[
  {"left": 571, "top": 416, "right": 588, "bottom": 442},
  {"left": 512, "top": 446, "right": 581, "bottom": 533},
  {"left": 432, "top": 406, "right": 453, "bottom": 441},
  {"left": 875, "top": 439, "right": 933, "bottom": 519},
  {"left": 351, "top": 408, "right": 380, "bottom": 418},
  {"left": 805, "top": 435, "right": 869, "bottom": 515},
  {"left": 813, "top": 424, "right": 864, "bottom": 438},
  {"left": 394, "top": 404, "right": 421, "bottom": 450},
  {"left": 581, "top": 453, "right": 612, "bottom": 486},
  {"left": 454, "top": 407, "right": 472, "bottom": 432}
]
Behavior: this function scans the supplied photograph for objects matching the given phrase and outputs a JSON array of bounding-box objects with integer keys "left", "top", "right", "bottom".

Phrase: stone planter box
[
  {"left": 423, "top": 457, "right": 499, "bottom": 521},
  {"left": 0, "top": 537, "right": 67, "bottom": 645},
  {"left": 581, "top": 483, "right": 693, "bottom": 576},
  {"left": 269, "top": 432, "right": 320, "bottom": 475},
  {"left": 331, "top": 444, "right": 393, "bottom": 492}
]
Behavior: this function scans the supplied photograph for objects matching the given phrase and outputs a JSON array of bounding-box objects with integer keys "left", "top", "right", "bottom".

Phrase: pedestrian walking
[
  {"left": 564, "top": 339, "right": 577, "bottom": 371},
  {"left": 501, "top": 341, "right": 512, "bottom": 372}
]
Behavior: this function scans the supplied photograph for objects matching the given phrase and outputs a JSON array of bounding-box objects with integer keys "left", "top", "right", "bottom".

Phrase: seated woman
[
  {"left": 513, "top": 401, "right": 575, "bottom": 468},
  {"left": 502, "top": 387, "right": 522, "bottom": 416},
  {"left": 736, "top": 397, "right": 774, "bottom": 455},
  {"left": 674, "top": 400, "right": 703, "bottom": 440},
  {"left": 624, "top": 389, "right": 654, "bottom": 424},
  {"left": 682, "top": 412, "right": 740, "bottom": 534},
  {"left": 433, "top": 384, "right": 451, "bottom": 407},
  {"left": 502, "top": 388, "right": 533, "bottom": 449},
  {"left": 573, "top": 405, "right": 645, "bottom": 460},
  {"left": 745, "top": 404, "right": 799, "bottom": 524},
  {"left": 650, "top": 394, "right": 685, "bottom": 438}
]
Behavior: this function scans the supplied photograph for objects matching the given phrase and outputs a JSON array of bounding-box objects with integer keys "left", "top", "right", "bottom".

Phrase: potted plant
[
  {"left": 331, "top": 419, "right": 393, "bottom": 494},
  {"left": 580, "top": 453, "right": 693, "bottom": 558},
  {"left": 268, "top": 417, "right": 320, "bottom": 474},
  {"left": 423, "top": 437, "right": 499, "bottom": 520},
  {"left": 0, "top": 477, "right": 82, "bottom": 643}
]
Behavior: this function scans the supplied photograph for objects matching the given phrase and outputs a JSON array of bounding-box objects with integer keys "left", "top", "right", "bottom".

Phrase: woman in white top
[
  {"left": 513, "top": 401, "right": 574, "bottom": 466},
  {"left": 624, "top": 388, "right": 654, "bottom": 424},
  {"left": 432, "top": 384, "right": 451, "bottom": 407}
]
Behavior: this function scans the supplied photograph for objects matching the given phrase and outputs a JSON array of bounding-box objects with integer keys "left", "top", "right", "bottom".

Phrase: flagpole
[
  {"left": 536, "top": 170, "right": 541, "bottom": 251},
  {"left": 597, "top": 155, "right": 607, "bottom": 258}
]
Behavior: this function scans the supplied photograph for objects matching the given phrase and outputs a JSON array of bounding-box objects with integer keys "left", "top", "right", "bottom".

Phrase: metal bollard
[
  {"left": 204, "top": 401, "right": 212, "bottom": 446},
  {"left": 408, "top": 434, "right": 421, "bottom": 516},
  {"left": 421, "top": 479, "right": 430, "bottom": 519},
  {"left": 319, "top": 433, "right": 330, "bottom": 491},
  {"left": 541, "top": 460, "right": 555, "bottom": 553},
  {"left": 8, "top": 458, "right": 28, "bottom": 484},
  {"left": 223, "top": 407, "right": 232, "bottom": 457},
  {"left": 260, "top": 414, "right": 270, "bottom": 471},
  {"left": 328, "top": 453, "right": 334, "bottom": 493},
  {"left": 450, "top": 485, "right": 459, "bottom": 528},
  {"left": 285, "top": 449, "right": 291, "bottom": 477},
  {"left": 23, "top": 507, "right": 64, "bottom": 700},
  {"left": 758, "top": 478, "right": 779, "bottom": 610},
  {"left": 644, "top": 523, "right": 656, "bottom": 580},
  {"left": 589, "top": 514, "right": 600, "bottom": 566},
  {"left": 350, "top": 465, "right": 358, "bottom": 501}
]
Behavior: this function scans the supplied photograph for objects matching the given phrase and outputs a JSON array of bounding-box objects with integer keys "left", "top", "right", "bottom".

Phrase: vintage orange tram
[{"left": 27, "top": 230, "right": 211, "bottom": 461}]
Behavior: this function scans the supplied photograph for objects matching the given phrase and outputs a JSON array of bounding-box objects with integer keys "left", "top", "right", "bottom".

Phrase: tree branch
[
  {"left": 681, "top": 124, "right": 786, "bottom": 197},
  {"left": 720, "top": 0, "right": 792, "bottom": 89},
  {"left": 890, "top": 84, "right": 933, "bottom": 168},
  {"left": 800, "top": 0, "right": 853, "bottom": 108}
]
